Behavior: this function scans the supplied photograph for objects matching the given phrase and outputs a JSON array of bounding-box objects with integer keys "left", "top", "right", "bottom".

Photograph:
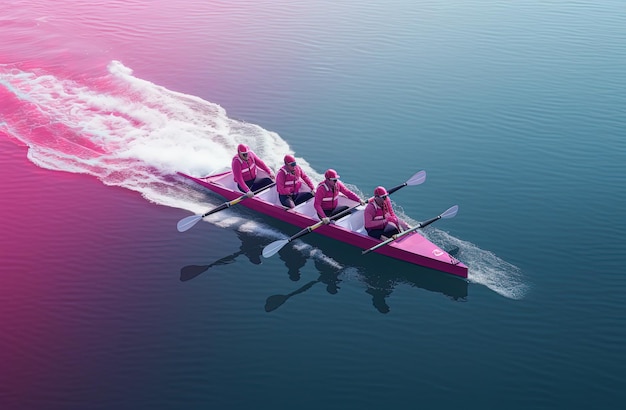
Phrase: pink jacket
[
  {"left": 276, "top": 165, "right": 315, "bottom": 195},
  {"left": 364, "top": 199, "right": 400, "bottom": 231},
  {"left": 231, "top": 151, "right": 273, "bottom": 192},
  {"left": 314, "top": 180, "right": 360, "bottom": 217}
]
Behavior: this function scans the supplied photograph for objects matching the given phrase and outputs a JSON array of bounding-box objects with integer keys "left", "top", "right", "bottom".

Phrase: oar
[
  {"left": 262, "top": 170, "right": 426, "bottom": 258},
  {"left": 362, "top": 205, "right": 459, "bottom": 255},
  {"left": 177, "top": 182, "right": 276, "bottom": 232}
]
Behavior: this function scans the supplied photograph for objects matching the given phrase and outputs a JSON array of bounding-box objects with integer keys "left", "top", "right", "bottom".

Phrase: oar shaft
[
  {"left": 202, "top": 182, "right": 276, "bottom": 218},
  {"left": 201, "top": 202, "right": 229, "bottom": 218},
  {"left": 287, "top": 197, "right": 371, "bottom": 242},
  {"left": 387, "top": 182, "right": 407, "bottom": 195},
  {"left": 178, "top": 182, "right": 277, "bottom": 232},
  {"left": 416, "top": 215, "right": 441, "bottom": 230},
  {"left": 262, "top": 170, "right": 425, "bottom": 258},
  {"left": 362, "top": 206, "right": 457, "bottom": 255},
  {"left": 363, "top": 224, "right": 421, "bottom": 254},
  {"left": 288, "top": 222, "right": 323, "bottom": 243},
  {"left": 290, "top": 170, "right": 425, "bottom": 241}
]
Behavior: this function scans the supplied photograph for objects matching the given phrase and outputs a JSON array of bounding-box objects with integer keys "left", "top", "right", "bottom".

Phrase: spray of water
[{"left": 425, "top": 229, "right": 529, "bottom": 299}]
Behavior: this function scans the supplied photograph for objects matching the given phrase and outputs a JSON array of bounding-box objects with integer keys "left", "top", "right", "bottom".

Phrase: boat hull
[{"left": 178, "top": 171, "right": 468, "bottom": 278}]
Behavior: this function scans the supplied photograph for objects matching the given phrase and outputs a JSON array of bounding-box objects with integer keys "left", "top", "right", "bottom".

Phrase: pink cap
[
  {"left": 325, "top": 169, "right": 340, "bottom": 179},
  {"left": 374, "top": 186, "right": 388, "bottom": 197}
]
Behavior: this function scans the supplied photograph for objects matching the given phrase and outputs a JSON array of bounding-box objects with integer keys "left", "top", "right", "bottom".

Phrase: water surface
[{"left": 1, "top": 1, "right": 625, "bottom": 409}]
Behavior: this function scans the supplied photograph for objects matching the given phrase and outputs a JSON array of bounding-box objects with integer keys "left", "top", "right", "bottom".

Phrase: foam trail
[
  {"left": 0, "top": 60, "right": 527, "bottom": 297},
  {"left": 0, "top": 61, "right": 315, "bottom": 211}
]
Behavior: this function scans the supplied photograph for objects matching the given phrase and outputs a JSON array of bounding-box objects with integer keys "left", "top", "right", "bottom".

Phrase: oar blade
[
  {"left": 265, "top": 294, "right": 288, "bottom": 312},
  {"left": 262, "top": 239, "right": 289, "bottom": 258},
  {"left": 441, "top": 205, "right": 459, "bottom": 219},
  {"left": 406, "top": 170, "right": 427, "bottom": 186},
  {"left": 387, "top": 170, "right": 426, "bottom": 195},
  {"left": 177, "top": 214, "right": 203, "bottom": 232}
]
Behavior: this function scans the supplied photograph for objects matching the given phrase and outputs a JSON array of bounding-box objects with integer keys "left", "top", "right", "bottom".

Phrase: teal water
[{"left": 1, "top": 1, "right": 625, "bottom": 409}]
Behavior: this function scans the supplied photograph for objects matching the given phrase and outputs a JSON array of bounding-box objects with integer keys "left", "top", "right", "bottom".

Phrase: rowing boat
[{"left": 177, "top": 170, "right": 468, "bottom": 278}]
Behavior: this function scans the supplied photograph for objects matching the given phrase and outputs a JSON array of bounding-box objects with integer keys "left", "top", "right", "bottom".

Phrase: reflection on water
[
  {"left": 277, "top": 245, "right": 307, "bottom": 282},
  {"left": 265, "top": 256, "right": 342, "bottom": 312},
  {"left": 270, "top": 236, "right": 468, "bottom": 313},
  {"left": 179, "top": 230, "right": 265, "bottom": 282},
  {"left": 181, "top": 230, "right": 468, "bottom": 313},
  {"left": 265, "top": 280, "right": 318, "bottom": 312}
]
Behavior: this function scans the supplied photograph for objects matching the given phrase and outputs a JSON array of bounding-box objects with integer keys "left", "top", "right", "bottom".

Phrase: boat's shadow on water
[
  {"left": 180, "top": 230, "right": 468, "bottom": 314},
  {"left": 270, "top": 235, "right": 468, "bottom": 313}
]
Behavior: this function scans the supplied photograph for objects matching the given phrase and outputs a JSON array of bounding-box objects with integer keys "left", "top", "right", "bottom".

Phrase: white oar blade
[
  {"left": 406, "top": 170, "right": 426, "bottom": 186},
  {"left": 177, "top": 214, "right": 203, "bottom": 232},
  {"left": 262, "top": 239, "right": 289, "bottom": 258},
  {"left": 441, "top": 205, "right": 459, "bottom": 219}
]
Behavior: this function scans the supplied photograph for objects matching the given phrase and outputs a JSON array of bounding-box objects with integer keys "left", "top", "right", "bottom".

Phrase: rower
[
  {"left": 363, "top": 186, "right": 410, "bottom": 240},
  {"left": 314, "top": 169, "right": 366, "bottom": 224},
  {"left": 276, "top": 154, "right": 315, "bottom": 208},
  {"left": 231, "top": 143, "right": 275, "bottom": 197}
]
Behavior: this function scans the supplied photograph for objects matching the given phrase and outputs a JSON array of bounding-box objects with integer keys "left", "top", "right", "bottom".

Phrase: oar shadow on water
[
  {"left": 179, "top": 230, "right": 265, "bottom": 282},
  {"left": 264, "top": 235, "right": 468, "bottom": 314},
  {"left": 265, "top": 257, "right": 342, "bottom": 312},
  {"left": 180, "top": 251, "right": 243, "bottom": 281},
  {"left": 179, "top": 226, "right": 314, "bottom": 282},
  {"left": 265, "top": 280, "right": 319, "bottom": 312}
]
